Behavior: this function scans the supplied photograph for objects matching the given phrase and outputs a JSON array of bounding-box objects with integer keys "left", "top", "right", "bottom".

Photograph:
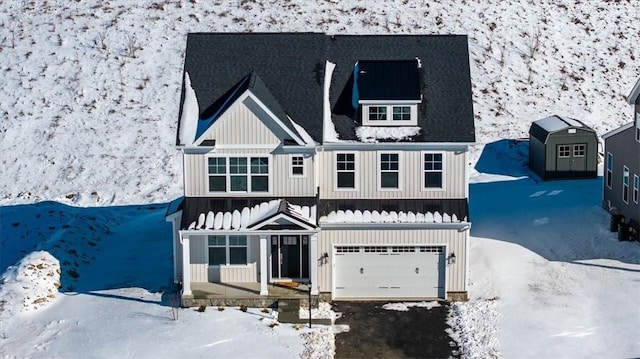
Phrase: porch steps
[{"left": 277, "top": 299, "right": 332, "bottom": 325}]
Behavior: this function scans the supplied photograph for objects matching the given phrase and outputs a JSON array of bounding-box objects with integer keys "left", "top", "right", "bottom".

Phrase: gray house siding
[{"left": 603, "top": 126, "right": 640, "bottom": 230}]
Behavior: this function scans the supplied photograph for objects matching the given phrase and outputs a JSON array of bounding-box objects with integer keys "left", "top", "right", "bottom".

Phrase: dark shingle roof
[
  {"left": 356, "top": 60, "right": 421, "bottom": 101},
  {"left": 177, "top": 33, "right": 475, "bottom": 145}
]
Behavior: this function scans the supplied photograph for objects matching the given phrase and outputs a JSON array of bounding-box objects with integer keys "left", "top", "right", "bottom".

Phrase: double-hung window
[
  {"left": 379, "top": 152, "right": 400, "bottom": 189},
  {"left": 208, "top": 156, "right": 269, "bottom": 193},
  {"left": 634, "top": 175, "right": 639, "bottom": 204},
  {"left": 423, "top": 152, "right": 443, "bottom": 189},
  {"left": 623, "top": 166, "right": 630, "bottom": 204},
  {"left": 250, "top": 157, "right": 269, "bottom": 192},
  {"left": 606, "top": 153, "right": 613, "bottom": 189},
  {"left": 208, "top": 235, "right": 248, "bottom": 266},
  {"left": 229, "top": 157, "right": 248, "bottom": 191},
  {"left": 336, "top": 153, "right": 356, "bottom": 189},
  {"left": 208, "top": 158, "right": 227, "bottom": 191},
  {"left": 290, "top": 155, "right": 304, "bottom": 177}
]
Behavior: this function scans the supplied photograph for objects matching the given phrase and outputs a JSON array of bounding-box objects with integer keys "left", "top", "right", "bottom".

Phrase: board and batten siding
[
  {"left": 317, "top": 228, "right": 467, "bottom": 295},
  {"left": 202, "top": 101, "right": 282, "bottom": 145},
  {"left": 184, "top": 150, "right": 316, "bottom": 197},
  {"left": 187, "top": 235, "right": 262, "bottom": 283},
  {"left": 317, "top": 149, "right": 467, "bottom": 199},
  {"left": 188, "top": 235, "right": 208, "bottom": 282}
]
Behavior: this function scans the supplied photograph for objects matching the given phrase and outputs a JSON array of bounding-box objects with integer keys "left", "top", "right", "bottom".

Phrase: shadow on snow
[
  {"left": 0, "top": 201, "right": 173, "bottom": 302},
  {"left": 470, "top": 139, "right": 640, "bottom": 266}
]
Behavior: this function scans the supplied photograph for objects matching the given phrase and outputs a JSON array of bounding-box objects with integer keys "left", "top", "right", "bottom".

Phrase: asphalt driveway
[{"left": 332, "top": 301, "right": 458, "bottom": 359}]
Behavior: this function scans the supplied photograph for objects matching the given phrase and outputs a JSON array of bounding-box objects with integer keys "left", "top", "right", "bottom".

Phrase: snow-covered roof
[
  {"left": 355, "top": 126, "right": 421, "bottom": 143},
  {"left": 530, "top": 115, "right": 595, "bottom": 144},
  {"left": 319, "top": 209, "right": 465, "bottom": 224},
  {"left": 187, "top": 199, "right": 316, "bottom": 231},
  {"left": 534, "top": 115, "right": 584, "bottom": 132}
]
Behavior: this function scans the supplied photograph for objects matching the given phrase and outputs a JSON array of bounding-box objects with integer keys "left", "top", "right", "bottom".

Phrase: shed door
[
  {"left": 556, "top": 144, "right": 587, "bottom": 177},
  {"left": 333, "top": 246, "right": 445, "bottom": 299}
]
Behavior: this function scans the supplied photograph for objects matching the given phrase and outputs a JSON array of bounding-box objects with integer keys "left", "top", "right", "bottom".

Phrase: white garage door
[{"left": 334, "top": 245, "right": 445, "bottom": 299}]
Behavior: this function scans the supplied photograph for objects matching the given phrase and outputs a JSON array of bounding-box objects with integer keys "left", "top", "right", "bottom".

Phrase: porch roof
[{"left": 184, "top": 198, "right": 317, "bottom": 231}]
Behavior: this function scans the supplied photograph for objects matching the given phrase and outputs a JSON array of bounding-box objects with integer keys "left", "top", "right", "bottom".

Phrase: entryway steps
[{"left": 277, "top": 299, "right": 332, "bottom": 325}]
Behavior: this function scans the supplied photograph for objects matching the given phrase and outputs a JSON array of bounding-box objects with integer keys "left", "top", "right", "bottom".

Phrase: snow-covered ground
[
  {"left": 1, "top": 0, "right": 638, "bottom": 205},
  {"left": 2, "top": 0, "right": 640, "bottom": 358}
]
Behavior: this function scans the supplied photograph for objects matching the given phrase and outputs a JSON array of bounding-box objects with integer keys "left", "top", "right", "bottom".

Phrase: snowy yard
[
  {"left": 2, "top": 0, "right": 640, "bottom": 357},
  {"left": 2, "top": 141, "right": 639, "bottom": 358}
]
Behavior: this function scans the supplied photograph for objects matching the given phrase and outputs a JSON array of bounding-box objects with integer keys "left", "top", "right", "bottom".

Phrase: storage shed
[{"left": 528, "top": 115, "right": 598, "bottom": 180}]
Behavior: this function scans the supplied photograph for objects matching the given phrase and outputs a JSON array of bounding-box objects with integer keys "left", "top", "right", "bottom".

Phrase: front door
[{"left": 270, "top": 235, "right": 309, "bottom": 280}]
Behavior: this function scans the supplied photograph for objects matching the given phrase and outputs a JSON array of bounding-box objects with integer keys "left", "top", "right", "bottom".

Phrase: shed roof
[
  {"left": 177, "top": 33, "right": 475, "bottom": 145},
  {"left": 529, "top": 115, "right": 595, "bottom": 144}
]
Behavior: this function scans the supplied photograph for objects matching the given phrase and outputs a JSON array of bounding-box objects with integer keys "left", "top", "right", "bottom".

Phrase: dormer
[{"left": 353, "top": 59, "right": 422, "bottom": 127}]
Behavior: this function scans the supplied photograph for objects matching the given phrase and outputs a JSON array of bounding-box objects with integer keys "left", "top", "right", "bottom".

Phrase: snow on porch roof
[
  {"left": 187, "top": 199, "right": 316, "bottom": 231},
  {"left": 319, "top": 209, "right": 466, "bottom": 224}
]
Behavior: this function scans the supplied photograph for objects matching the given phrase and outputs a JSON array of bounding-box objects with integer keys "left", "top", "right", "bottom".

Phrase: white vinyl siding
[
  {"left": 185, "top": 150, "right": 316, "bottom": 197},
  {"left": 317, "top": 228, "right": 467, "bottom": 296},
  {"left": 318, "top": 150, "right": 465, "bottom": 199},
  {"left": 202, "top": 101, "right": 281, "bottom": 145}
]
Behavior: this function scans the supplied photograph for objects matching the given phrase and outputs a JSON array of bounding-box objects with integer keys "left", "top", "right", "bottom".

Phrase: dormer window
[
  {"left": 362, "top": 103, "right": 418, "bottom": 126},
  {"left": 353, "top": 59, "right": 422, "bottom": 127}
]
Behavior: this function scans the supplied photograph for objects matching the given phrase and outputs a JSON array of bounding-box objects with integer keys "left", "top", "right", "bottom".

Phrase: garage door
[{"left": 334, "top": 246, "right": 446, "bottom": 299}]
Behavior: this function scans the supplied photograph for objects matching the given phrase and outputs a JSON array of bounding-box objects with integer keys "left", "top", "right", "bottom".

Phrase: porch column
[
  {"left": 259, "top": 235, "right": 268, "bottom": 296},
  {"left": 180, "top": 234, "right": 192, "bottom": 296},
  {"left": 310, "top": 233, "right": 319, "bottom": 295}
]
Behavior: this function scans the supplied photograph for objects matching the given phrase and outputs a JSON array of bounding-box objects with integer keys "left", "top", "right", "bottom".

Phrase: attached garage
[
  {"left": 528, "top": 115, "right": 598, "bottom": 180},
  {"left": 333, "top": 245, "right": 446, "bottom": 299}
]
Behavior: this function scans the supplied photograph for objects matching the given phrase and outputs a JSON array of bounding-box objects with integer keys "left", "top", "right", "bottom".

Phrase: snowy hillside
[{"left": 1, "top": 0, "right": 639, "bottom": 205}]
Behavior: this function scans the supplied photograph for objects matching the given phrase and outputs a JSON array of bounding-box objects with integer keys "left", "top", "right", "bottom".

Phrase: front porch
[{"left": 182, "top": 281, "right": 329, "bottom": 308}]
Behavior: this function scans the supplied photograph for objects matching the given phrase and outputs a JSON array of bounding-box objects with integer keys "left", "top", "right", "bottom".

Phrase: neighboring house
[
  {"left": 166, "top": 33, "right": 475, "bottom": 303},
  {"left": 602, "top": 77, "right": 640, "bottom": 241},
  {"left": 528, "top": 115, "right": 598, "bottom": 180}
]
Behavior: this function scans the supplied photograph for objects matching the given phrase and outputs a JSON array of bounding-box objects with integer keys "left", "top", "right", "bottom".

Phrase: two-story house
[
  {"left": 602, "top": 77, "right": 640, "bottom": 240},
  {"left": 166, "top": 33, "right": 475, "bottom": 303}
]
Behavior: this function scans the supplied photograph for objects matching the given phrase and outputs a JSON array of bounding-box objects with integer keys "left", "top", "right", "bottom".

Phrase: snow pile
[
  {"left": 323, "top": 61, "right": 340, "bottom": 143},
  {"left": 299, "top": 301, "right": 336, "bottom": 320},
  {"left": 300, "top": 326, "right": 335, "bottom": 359},
  {"left": 188, "top": 200, "right": 316, "bottom": 230},
  {"left": 178, "top": 72, "right": 199, "bottom": 146},
  {"left": 355, "top": 126, "right": 421, "bottom": 143},
  {"left": 382, "top": 301, "right": 441, "bottom": 311},
  {"left": 320, "top": 209, "right": 462, "bottom": 224},
  {"left": 0, "top": 251, "right": 61, "bottom": 315},
  {"left": 448, "top": 299, "right": 501, "bottom": 359}
]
